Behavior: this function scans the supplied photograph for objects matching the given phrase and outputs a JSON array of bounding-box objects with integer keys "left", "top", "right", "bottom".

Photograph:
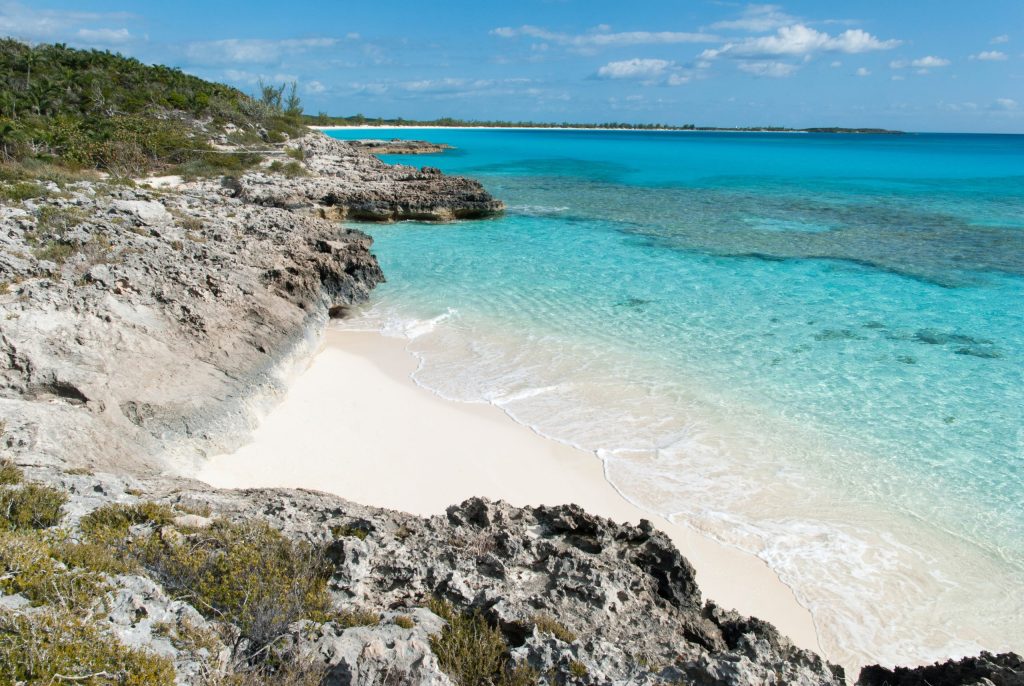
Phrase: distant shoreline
[{"left": 311, "top": 125, "right": 906, "bottom": 134}]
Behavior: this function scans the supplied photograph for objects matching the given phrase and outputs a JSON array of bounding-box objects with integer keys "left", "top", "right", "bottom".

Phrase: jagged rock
[
  {"left": 105, "top": 574, "right": 231, "bottom": 684},
  {"left": 345, "top": 139, "right": 454, "bottom": 155},
  {"left": 285, "top": 611, "right": 453, "bottom": 685},
  {"left": 857, "top": 651, "right": 1024, "bottom": 686},
  {"left": 232, "top": 134, "right": 504, "bottom": 221}
]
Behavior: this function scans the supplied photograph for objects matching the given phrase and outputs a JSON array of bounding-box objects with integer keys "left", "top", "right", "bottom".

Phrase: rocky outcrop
[
  {"left": 345, "top": 139, "right": 454, "bottom": 155},
  {"left": 0, "top": 130, "right": 505, "bottom": 476},
  {"left": 858, "top": 652, "right": 1024, "bottom": 686},
  {"left": 234, "top": 134, "right": 504, "bottom": 222}
]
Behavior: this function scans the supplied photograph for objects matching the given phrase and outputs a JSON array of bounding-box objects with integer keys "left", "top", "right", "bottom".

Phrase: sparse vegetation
[
  {"left": 394, "top": 614, "right": 416, "bottom": 630},
  {"left": 336, "top": 607, "right": 382, "bottom": 628},
  {"left": 427, "top": 598, "right": 539, "bottom": 686},
  {"left": 268, "top": 159, "right": 307, "bottom": 177},
  {"left": 569, "top": 660, "right": 589, "bottom": 678},
  {"left": 532, "top": 612, "right": 576, "bottom": 643},
  {"left": 331, "top": 523, "right": 369, "bottom": 540}
]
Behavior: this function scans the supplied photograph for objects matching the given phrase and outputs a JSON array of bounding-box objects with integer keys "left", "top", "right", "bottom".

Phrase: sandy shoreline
[{"left": 197, "top": 329, "right": 824, "bottom": 658}]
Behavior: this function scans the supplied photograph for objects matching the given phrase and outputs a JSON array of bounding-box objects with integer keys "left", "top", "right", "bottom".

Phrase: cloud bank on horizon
[{"left": 0, "top": 0, "right": 1021, "bottom": 132}]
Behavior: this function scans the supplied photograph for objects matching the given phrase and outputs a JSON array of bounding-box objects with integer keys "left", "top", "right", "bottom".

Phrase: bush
[
  {"left": 0, "top": 483, "right": 66, "bottom": 530},
  {"left": 0, "top": 459, "right": 22, "bottom": 485},
  {"left": 394, "top": 615, "right": 415, "bottom": 630},
  {"left": 80, "top": 502, "right": 175, "bottom": 544},
  {"left": 268, "top": 160, "right": 307, "bottom": 177},
  {"left": 139, "top": 519, "right": 332, "bottom": 659},
  {"left": 0, "top": 608, "right": 176, "bottom": 685},
  {"left": 427, "top": 598, "right": 537, "bottom": 686},
  {"left": 0, "top": 531, "right": 107, "bottom": 612}
]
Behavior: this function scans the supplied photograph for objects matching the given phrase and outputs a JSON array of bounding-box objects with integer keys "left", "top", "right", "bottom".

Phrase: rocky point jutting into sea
[{"left": 1, "top": 129, "right": 1021, "bottom": 685}]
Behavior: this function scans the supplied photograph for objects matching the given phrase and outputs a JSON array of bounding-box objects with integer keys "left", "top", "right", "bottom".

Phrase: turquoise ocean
[{"left": 325, "top": 128, "right": 1024, "bottom": 668}]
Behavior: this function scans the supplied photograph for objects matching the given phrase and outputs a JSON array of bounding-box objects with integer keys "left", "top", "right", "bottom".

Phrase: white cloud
[
  {"left": 0, "top": 1, "right": 135, "bottom": 43},
  {"left": 971, "top": 50, "right": 1008, "bottom": 61},
  {"left": 911, "top": 56, "right": 950, "bottom": 68},
  {"left": 890, "top": 56, "right": 951, "bottom": 70},
  {"left": 700, "top": 24, "right": 900, "bottom": 60},
  {"left": 856, "top": 67, "right": 870, "bottom": 76},
  {"left": 185, "top": 37, "right": 341, "bottom": 65},
  {"left": 597, "top": 58, "right": 673, "bottom": 79},
  {"left": 75, "top": 27, "right": 132, "bottom": 44},
  {"left": 222, "top": 69, "right": 298, "bottom": 85},
  {"left": 830, "top": 60, "right": 842, "bottom": 67},
  {"left": 990, "top": 34, "right": 1009, "bottom": 44},
  {"left": 667, "top": 73, "right": 691, "bottom": 85},
  {"left": 891, "top": 75, "right": 905, "bottom": 81},
  {"left": 737, "top": 60, "right": 798, "bottom": 77},
  {"left": 992, "top": 98, "right": 1017, "bottom": 110},
  {"left": 304, "top": 80, "right": 326, "bottom": 94},
  {"left": 710, "top": 4, "right": 796, "bottom": 33},
  {"left": 491, "top": 25, "right": 717, "bottom": 50}
]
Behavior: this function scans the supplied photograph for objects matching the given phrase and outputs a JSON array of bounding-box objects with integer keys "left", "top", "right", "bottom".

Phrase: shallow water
[{"left": 327, "top": 128, "right": 1024, "bottom": 668}]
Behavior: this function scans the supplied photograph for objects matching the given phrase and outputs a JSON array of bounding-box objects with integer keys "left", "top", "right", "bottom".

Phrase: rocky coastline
[
  {"left": 345, "top": 139, "right": 455, "bottom": 155},
  {"left": 1, "top": 131, "right": 1020, "bottom": 685}
]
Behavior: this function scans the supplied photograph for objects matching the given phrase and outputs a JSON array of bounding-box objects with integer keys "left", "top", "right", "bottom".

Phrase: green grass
[
  {"left": 532, "top": 613, "right": 576, "bottom": 643},
  {"left": 0, "top": 180, "right": 44, "bottom": 201}
]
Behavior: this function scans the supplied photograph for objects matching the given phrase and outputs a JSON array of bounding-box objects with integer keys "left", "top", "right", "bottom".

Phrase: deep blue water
[{"left": 327, "top": 128, "right": 1024, "bottom": 667}]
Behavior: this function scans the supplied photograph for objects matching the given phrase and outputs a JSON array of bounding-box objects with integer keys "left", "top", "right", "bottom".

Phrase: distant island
[{"left": 307, "top": 114, "right": 904, "bottom": 134}]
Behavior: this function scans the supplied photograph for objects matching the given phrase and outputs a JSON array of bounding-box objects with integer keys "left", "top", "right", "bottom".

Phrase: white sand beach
[{"left": 197, "top": 329, "right": 823, "bottom": 657}]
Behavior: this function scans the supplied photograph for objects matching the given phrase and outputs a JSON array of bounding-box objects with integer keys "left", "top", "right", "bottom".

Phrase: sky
[{"left": 2, "top": 0, "right": 1022, "bottom": 132}]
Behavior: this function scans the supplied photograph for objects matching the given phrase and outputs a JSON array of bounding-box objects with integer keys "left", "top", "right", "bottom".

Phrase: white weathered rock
[{"left": 110, "top": 199, "right": 173, "bottom": 225}]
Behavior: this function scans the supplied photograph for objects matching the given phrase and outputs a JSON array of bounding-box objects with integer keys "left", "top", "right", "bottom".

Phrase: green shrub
[
  {"left": 285, "top": 147, "right": 305, "bottom": 161},
  {"left": 0, "top": 181, "right": 44, "bottom": 201},
  {"left": 139, "top": 519, "right": 332, "bottom": 658},
  {"left": 0, "top": 459, "right": 22, "bottom": 485},
  {"left": 532, "top": 613, "right": 576, "bottom": 643},
  {"left": 394, "top": 615, "right": 415, "bottom": 630},
  {"left": 428, "top": 598, "right": 511, "bottom": 686},
  {"left": 267, "top": 159, "right": 307, "bottom": 177},
  {"left": 80, "top": 501, "right": 175, "bottom": 544},
  {"left": 0, "top": 483, "right": 66, "bottom": 530},
  {"left": 0, "top": 608, "right": 176, "bottom": 685},
  {"left": 0, "top": 531, "right": 107, "bottom": 612}
]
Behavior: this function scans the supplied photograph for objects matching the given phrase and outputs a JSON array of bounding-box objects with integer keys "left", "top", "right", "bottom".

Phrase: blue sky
[{"left": 2, "top": 1, "right": 1022, "bottom": 132}]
